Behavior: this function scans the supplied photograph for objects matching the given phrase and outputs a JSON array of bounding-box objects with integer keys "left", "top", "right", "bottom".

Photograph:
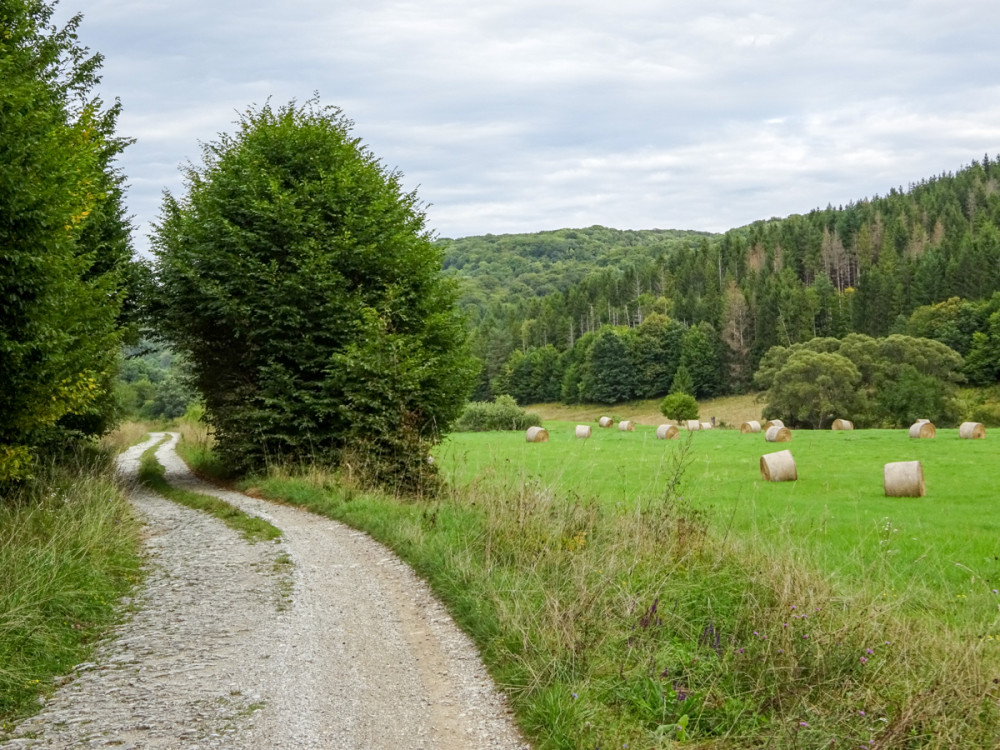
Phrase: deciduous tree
[
  {"left": 151, "top": 100, "right": 475, "bottom": 492},
  {"left": 1, "top": 0, "right": 135, "bottom": 482}
]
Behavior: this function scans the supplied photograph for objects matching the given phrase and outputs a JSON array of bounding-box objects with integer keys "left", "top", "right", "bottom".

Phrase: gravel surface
[{"left": 2, "top": 433, "right": 528, "bottom": 749}]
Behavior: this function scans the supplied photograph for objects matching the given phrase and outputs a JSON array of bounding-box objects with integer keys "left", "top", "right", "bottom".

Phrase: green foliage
[
  {"left": 115, "top": 342, "right": 199, "bottom": 420},
  {"left": 0, "top": 0, "right": 137, "bottom": 482},
  {"left": 759, "top": 349, "right": 862, "bottom": 429},
  {"left": 453, "top": 395, "right": 542, "bottom": 432},
  {"left": 151, "top": 99, "right": 476, "bottom": 492},
  {"left": 494, "top": 345, "right": 564, "bottom": 405},
  {"left": 670, "top": 364, "right": 695, "bottom": 395},
  {"left": 455, "top": 156, "right": 1000, "bottom": 405},
  {"left": 679, "top": 322, "right": 723, "bottom": 398},
  {"left": 630, "top": 313, "right": 685, "bottom": 398},
  {"left": 756, "top": 333, "right": 964, "bottom": 427},
  {"left": 659, "top": 392, "right": 699, "bottom": 421},
  {"left": 579, "top": 327, "right": 637, "bottom": 404}
]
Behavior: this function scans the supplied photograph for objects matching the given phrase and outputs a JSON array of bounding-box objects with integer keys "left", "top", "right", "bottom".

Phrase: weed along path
[{"left": 3, "top": 433, "right": 526, "bottom": 750}]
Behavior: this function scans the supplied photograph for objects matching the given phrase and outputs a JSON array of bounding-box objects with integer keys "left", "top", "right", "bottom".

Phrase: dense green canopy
[
  {"left": 151, "top": 100, "right": 476, "bottom": 492},
  {"left": 0, "top": 0, "right": 135, "bottom": 483}
]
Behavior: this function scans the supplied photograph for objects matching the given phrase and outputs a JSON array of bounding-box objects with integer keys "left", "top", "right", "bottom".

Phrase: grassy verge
[
  {"left": 179, "top": 423, "right": 1000, "bottom": 748},
  {"left": 0, "top": 448, "right": 143, "bottom": 734},
  {"left": 138, "top": 438, "right": 280, "bottom": 544}
]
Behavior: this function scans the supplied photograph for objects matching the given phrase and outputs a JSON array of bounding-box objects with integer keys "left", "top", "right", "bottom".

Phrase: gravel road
[{"left": 2, "top": 433, "right": 528, "bottom": 749}]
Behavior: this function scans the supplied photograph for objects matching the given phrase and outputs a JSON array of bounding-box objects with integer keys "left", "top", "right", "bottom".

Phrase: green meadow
[
  {"left": 438, "top": 424, "right": 1000, "bottom": 633},
  {"left": 181, "top": 417, "right": 1000, "bottom": 746}
]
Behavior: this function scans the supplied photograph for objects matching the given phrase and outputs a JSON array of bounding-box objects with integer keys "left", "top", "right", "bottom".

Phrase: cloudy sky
[{"left": 55, "top": 0, "right": 1000, "bottom": 253}]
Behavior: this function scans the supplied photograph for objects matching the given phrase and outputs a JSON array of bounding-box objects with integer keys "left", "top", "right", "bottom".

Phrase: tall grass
[
  {"left": 0, "top": 448, "right": 143, "bottom": 732},
  {"left": 100, "top": 421, "right": 156, "bottom": 454},
  {"left": 178, "top": 421, "right": 1000, "bottom": 747}
]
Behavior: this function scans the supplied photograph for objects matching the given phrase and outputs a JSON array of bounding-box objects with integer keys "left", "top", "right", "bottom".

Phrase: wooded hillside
[{"left": 444, "top": 156, "right": 1000, "bottom": 404}]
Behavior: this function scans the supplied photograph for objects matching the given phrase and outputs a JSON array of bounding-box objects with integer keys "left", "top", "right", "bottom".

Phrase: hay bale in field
[
  {"left": 831, "top": 418, "right": 854, "bottom": 431},
  {"left": 760, "top": 450, "right": 797, "bottom": 482},
  {"left": 525, "top": 426, "right": 549, "bottom": 443},
  {"left": 700, "top": 422, "right": 713, "bottom": 430},
  {"left": 656, "top": 424, "right": 680, "bottom": 440},
  {"left": 685, "top": 419, "right": 701, "bottom": 431},
  {"left": 884, "top": 460, "right": 925, "bottom": 497},
  {"left": 575, "top": 424, "right": 592, "bottom": 439},
  {"left": 599, "top": 416, "right": 614, "bottom": 428},
  {"left": 908, "top": 421, "right": 936, "bottom": 439},
  {"left": 959, "top": 421, "right": 986, "bottom": 439},
  {"left": 765, "top": 425, "right": 791, "bottom": 442},
  {"left": 765, "top": 419, "right": 785, "bottom": 430},
  {"left": 618, "top": 420, "right": 635, "bottom": 432},
  {"left": 741, "top": 420, "right": 762, "bottom": 433}
]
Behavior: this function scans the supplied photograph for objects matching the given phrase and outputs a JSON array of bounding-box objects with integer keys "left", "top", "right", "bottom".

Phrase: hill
[{"left": 452, "top": 156, "right": 1000, "bottom": 404}]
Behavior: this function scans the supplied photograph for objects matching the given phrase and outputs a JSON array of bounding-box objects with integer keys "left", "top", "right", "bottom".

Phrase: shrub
[
  {"left": 659, "top": 392, "right": 699, "bottom": 421},
  {"left": 453, "top": 395, "right": 542, "bottom": 432},
  {"left": 151, "top": 100, "right": 476, "bottom": 492}
]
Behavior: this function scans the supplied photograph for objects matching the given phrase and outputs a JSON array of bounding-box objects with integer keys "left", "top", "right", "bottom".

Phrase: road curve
[{"left": 2, "top": 433, "right": 527, "bottom": 749}]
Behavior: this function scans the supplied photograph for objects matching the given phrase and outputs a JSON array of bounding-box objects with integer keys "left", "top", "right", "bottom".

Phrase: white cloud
[{"left": 49, "top": 0, "right": 1000, "bottom": 252}]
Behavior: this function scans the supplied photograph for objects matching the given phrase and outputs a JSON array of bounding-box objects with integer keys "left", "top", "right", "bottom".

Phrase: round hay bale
[
  {"left": 525, "top": 426, "right": 549, "bottom": 443},
  {"left": 760, "top": 450, "right": 797, "bottom": 482},
  {"left": 656, "top": 424, "right": 680, "bottom": 440},
  {"left": 765, "top": 419, "right": 785, "bottom": 430},
  {"left": 884, "top": 460, "right": 925, "bottom": 497},
  {"left": 908, "top": 421, "right": 936, "bottom": 439},
  {"left": 959, "top": 421, "right": 986, "bottom": 439},
  {"left": 740, "top": 420, "right": 762, "bottom": 434},
  {"left": 575, "top": 424, "right": 592, "bottom": 439},
  {"left": 831, "top": 418, "right": 854, "bottom": 431},
  {"left": 685, "top": 419, "right": 701, "bottom": 431},
  {"left": 599, "top": 416, "right": 613, "bottom": 428},
  {"left": 700, "top": 422, "right": 713, "bottom": 430},
  {"left": 618, "top": 420, "right": 635, "bottom": 432},
  {"left": 765, "top": 426, "right": 791, "bottom": 443}
]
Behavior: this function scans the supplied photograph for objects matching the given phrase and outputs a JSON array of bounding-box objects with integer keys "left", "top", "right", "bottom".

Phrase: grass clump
[
  {"left": 179, "top": 422, "right": 1000, "bottom": 748},
  {"left": 138, "top": 439, "right": 280, "bottom": 544},
  {"left": 0, "top": 448, "right": 143, "bottom": 732}
]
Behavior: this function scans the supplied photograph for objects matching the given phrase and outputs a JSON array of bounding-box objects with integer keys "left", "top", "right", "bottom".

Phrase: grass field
[
  {"left": 437, "top": 423, "right": 1000, "bottom": 634},
  {"left": 179, "top": 412, "right": 1000, "bottom": 747}
]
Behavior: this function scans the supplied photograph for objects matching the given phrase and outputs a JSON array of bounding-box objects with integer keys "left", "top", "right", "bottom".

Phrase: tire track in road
[{"left": 2, "top": 433, "right": 527, "bottom": 749}]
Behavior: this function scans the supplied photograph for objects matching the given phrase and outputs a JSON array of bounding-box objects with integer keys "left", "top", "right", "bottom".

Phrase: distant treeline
[{"left": 441, "top": 156, "right": 1000, "bottom": 403}]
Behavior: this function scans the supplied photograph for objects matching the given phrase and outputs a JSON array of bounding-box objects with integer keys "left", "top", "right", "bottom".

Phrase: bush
[
  {"left": 151, "top": 100, "right": 476, "bottom": 493},
  {"left": 453, "top": 395, "right": 542, "bottom": 432},
  {"left": 659, "top": 392, "right": 699, "bottom": 421}
]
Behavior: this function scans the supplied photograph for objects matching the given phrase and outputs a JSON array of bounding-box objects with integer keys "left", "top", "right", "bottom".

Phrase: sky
[{"left": 53, "top": 0, "right": 1000, "bottom": 254}]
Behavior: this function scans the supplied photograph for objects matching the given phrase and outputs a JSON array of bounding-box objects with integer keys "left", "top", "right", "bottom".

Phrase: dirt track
[{"left": 1, "top": 433, "right": 527, "bottom": 749}]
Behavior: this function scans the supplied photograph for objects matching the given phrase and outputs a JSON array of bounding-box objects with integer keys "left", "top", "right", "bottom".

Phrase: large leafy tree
[
  {"left": 755, "top": 334, "right": 963, "bottom": 427},
  {"left": 0, "top": 0, "right": 135, "bottom": 482},
  {"left": 579, "top": 327, "right": 636, "bottom": 404},
  {"left": 679, "top": 322, "right": 723, "bottom": 398},
  {"left": 759, "top": 349, "right": 862, "bottom": 429},
  {"left": 151, "top": 100, "right": 476, "bottom": 492}
]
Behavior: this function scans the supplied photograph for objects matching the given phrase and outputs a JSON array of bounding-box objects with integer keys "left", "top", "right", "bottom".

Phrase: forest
[{"left": 441, "top": 157, "right": 1000, "bottom": 408}]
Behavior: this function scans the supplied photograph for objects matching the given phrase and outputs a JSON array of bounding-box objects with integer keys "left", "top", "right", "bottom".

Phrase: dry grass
[
  {"left": 100, "top": 421, "right": 157, "bottom": 454},
  {"left": 528, "top": 393, "right": 763, "bottom": 427}
]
